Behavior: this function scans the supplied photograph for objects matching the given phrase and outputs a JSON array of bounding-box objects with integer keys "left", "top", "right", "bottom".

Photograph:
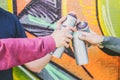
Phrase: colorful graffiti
[
  {"left": 18, "top": 0, "right": 61, "bottom": 36},
  {"left": 0, "top": 0, "right": 120, "bottom": 80}
]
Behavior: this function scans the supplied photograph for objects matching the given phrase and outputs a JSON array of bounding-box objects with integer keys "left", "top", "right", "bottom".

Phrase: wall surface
[{"left": 0, "top": 0, "right": 120, "bottom": 80}]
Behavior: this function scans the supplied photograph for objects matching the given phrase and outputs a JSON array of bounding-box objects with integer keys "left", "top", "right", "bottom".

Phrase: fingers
[
  {"left": 65, "top": 38, "right": 71, "bottom": 43},
  {"left": 62, "top": 33, "right": 72, "bottom": 48},
  {"left": 64, "top": 42, "right": 69, "bottom": 48},
  {"left": 66, "top": 34, "right": 73, "bottom": 39},
  {"left": 69, "top": 27, "right": 76, "bottom": 32},
  {"left": 79, "top": 35, "right": 86, "bottom": 41},
  {"left": 64, "top": 38, "right": 70, "bottom": 48},
  {"left": 78, "top": 31, "right": 88, "bottom": 40},
  {"left": 61, "top": 26, "right": 76, "bottom": 33},
  {"left": 56, "top": 17, "right": 66, "bottom": 29},
  {"left": 85, "top": 41, "right": 89, "bottom": 48},
  {"left": 56, "top": 11, "right": 76, "bottom": 30},
  {"left": 57, "top": 16, "right": 66, "bottom": 24}
]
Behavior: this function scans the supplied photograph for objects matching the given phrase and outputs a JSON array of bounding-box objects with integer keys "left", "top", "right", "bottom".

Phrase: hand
[
  {"left": 51, "top": 27, "right": 73, "bottom": 48},
  {"left": 56, "top": 11, "right": 77, "bottom": 30},
  {"left": 78, "top": 31, "right": 104, "bottom": 45},
  {"left": 51, "top": 15, "right": 76, "bottom": 48},
  {"left": 51, "top": 12, "right": 77, "bottom": 48}
]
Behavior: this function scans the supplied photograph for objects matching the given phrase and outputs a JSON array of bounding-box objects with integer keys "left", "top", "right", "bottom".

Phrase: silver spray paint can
[
  {"left": 53, "top": 13, "right": 77, "bottom": 58},
  {"left": 73, "top": 21, "right": 90, "bottom": 65}
]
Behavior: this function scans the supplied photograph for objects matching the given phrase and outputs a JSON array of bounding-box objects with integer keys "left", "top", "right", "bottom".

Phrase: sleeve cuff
[{"left": 41, "top": 35, "right": 56, "bottom": 53}]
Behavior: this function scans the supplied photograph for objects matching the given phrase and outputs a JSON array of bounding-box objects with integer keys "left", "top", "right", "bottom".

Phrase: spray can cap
[
  {"left": 68, "top": 13, "right": 77, "bottom": 19},
  {"left": 76, "top": 21, "right": 88, "bottom": 30}
]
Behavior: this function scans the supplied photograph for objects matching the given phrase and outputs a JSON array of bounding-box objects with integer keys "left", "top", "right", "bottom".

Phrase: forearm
[
  {"left": 25, "top": 54, "right": 52, "bottom": 73},
  {"left": 0, "top": 36, "right": 56, "bottom": 70},
  {"left": 101, "top": 36, "right": 120, "bottom": 54}
]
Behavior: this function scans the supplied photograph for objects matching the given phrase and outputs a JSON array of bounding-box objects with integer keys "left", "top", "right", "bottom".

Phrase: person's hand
[
  {"left": 51, "top": 14, "right": 76, "bottom": 48},
  {"left": 56, "top": 11, "right": 77, "bottom": 30},
  {"left": 51, "top": 27, "right": 73, "bottom": 48},
  {"left": 78, "top": 31, "right": 104, "bottom": 45}
]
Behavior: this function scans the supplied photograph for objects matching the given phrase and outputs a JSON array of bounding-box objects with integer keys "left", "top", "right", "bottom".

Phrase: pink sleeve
[{"left": 0, "top": 35, "right": 56, "bottom": 70}]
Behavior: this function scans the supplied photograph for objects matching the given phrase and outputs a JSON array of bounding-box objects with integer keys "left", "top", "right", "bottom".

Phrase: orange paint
[
  {"left": 16, "top": 0, "right": 31, "bottom": 14},
  {"left": 25, "top": 31, "right": 35, "bottom": 38},
  {"left": 16, "top": 0, "right": 120, "bottom": 79},
  {"left": 52, "top": 0, "right": 119, "bottom": 80}
]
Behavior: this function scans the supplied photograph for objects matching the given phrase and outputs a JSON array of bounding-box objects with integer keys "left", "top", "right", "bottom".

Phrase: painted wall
[{"left": 0, "top": 0, "right": 120, "bottom": 80}]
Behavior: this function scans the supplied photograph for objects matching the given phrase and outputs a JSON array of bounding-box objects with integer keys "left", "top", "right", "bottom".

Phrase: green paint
[
  {"left": 13, "top": 67, "right": 32, "bottom": 80},
  {"left": 45, "top": 64, "right": 71, "bottom": 80},
  {"left": 13, "top": 67, "right": 40, "bottom": 80},
  {"left": 28, "top": 14, "right": 57, "bottom": 29},
  {"left": 0, "top": 0, "right": 8, "bottom": 10},
  {"left": 46, "top": 67, "right": 60, "bottom": 80}
]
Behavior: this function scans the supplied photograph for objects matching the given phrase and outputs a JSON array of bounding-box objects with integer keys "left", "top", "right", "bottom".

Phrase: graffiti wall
[{"left": 0, "top": 0, "right": 120, "bottom": 80}]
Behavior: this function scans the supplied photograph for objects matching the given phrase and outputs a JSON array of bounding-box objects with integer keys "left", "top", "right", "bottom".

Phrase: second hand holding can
[{"left": 73, "top": 21, "right": 90, "bottom": 65}]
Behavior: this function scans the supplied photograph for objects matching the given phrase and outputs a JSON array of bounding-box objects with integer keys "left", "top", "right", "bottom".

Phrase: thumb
[
  {"left": 79, "top": 35, "right": 86, "bottom": 40},
  {"left": 56, "top": 17, "right": 66, "bottom": 29},
  {"left": 78, "top": 31, "right": 88, "bottom": 40}
]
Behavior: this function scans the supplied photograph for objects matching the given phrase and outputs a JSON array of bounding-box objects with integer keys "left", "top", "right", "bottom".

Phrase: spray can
[
  {"left": 52, "top": 13, "right": 77, "bottom": 58},
  {"left": 73, "top": 21, "right": 90, "bottom": 65}
]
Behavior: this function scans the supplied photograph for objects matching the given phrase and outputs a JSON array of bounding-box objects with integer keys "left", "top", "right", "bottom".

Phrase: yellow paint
[
  {"left": 62, "top": 0, "right": 67, "bottom": 16},
  {"left": 7, "top": 0, "right": 13, "bottom": 13},
  {"left": 78, "top": 0, "right": 83, "bottom": 6},
  {"left": 98, "top": 2, "right": 109, "bottom": 36}
]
